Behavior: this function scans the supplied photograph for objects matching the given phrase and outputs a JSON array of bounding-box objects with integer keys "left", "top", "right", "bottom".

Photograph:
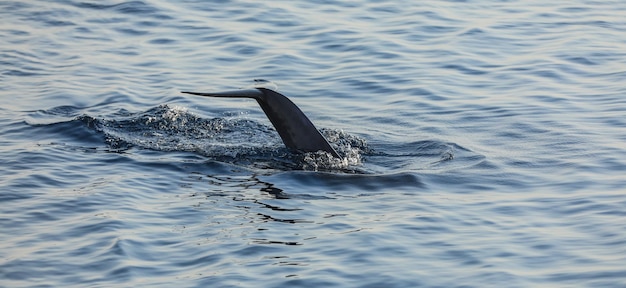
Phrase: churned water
[{"left": 2, "top": 0, "right": 626, "bottom": 287}]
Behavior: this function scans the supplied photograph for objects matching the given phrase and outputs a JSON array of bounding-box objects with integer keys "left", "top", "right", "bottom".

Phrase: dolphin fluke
[{"left": 182, "top": 88, "right": 340, "bottom": 158}]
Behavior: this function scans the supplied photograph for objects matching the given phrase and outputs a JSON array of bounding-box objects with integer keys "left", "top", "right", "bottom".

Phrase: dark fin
[{"left": 182, "top": 88, "right": 340, "bottom": 158}]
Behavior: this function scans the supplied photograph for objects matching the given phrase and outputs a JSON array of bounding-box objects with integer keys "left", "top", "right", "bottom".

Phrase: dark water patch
[
  {"left": 562, "top": 56, "right": 597, "bottom": 66},
  {"left": 2, "top": 69, "right": 46, "bottom": 77},
  {"left": 234, "top": 45, "right": 262, "bottom": 56},
  {"left": 441, "top": 64, "right": 488, "bottom": 75},
  {"left": 260, "top": 171, "right": 424, "bottom": 196},
  {"left": 115, "top": 27, "right": 149, "bottom": 36},
  {"left": 148, "top": 38, "right": 176, "bottom": 45},
  {"left": 109, "top": 1, "right": 159, "bottom": 15},
  {"left": 24, "top": 8, "right": 77, "bottom": 27},
  {"left": 459, "top": 27, "right": 485, "bottom": 36},
  {"left": 25, "top": 115, "right": 105, "bottom": 146}
]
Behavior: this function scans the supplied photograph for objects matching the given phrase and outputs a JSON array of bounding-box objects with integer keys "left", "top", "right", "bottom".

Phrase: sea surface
[{"left": 2, "top": 0, "right": 626, "bottom": 287}]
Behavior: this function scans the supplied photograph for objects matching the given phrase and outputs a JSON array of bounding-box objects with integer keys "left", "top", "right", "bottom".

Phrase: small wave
[
  {"left": 75, "top": 105, "right": 368, "bottom": 172},
  {"left": 27, "top": 104, "right": 481, "bottom": 174},
  {"left": 27, "top": 103, "right": 481, "bottom": 175}
]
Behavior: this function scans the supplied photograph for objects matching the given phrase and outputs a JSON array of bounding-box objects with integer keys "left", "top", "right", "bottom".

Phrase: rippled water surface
[{"left": 2, "top": 1, "right": 626, "bottom": 287}]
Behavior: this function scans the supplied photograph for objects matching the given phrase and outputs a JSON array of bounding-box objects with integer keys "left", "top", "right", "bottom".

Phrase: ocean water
[{"left": 1, "top": 0, "right": 626, "bottom": 287}]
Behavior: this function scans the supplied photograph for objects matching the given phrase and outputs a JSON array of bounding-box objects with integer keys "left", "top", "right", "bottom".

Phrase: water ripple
[{"left": 2, "top": 0, "right": 626, "bottom": 287}]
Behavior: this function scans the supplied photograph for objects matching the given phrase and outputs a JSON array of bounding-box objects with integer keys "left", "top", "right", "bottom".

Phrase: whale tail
[{"left": 182, "top": 88, "right": 340, "bottom": 158}]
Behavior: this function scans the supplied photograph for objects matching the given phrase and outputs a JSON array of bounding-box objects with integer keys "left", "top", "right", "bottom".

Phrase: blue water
[{"left": 2, "top": 0, "right": 626, "bottom": 287}]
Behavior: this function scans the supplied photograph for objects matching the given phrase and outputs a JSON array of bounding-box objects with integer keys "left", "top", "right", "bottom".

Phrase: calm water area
[{"left": 1, "top": 1, "right": 625, "bottom": 287}]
